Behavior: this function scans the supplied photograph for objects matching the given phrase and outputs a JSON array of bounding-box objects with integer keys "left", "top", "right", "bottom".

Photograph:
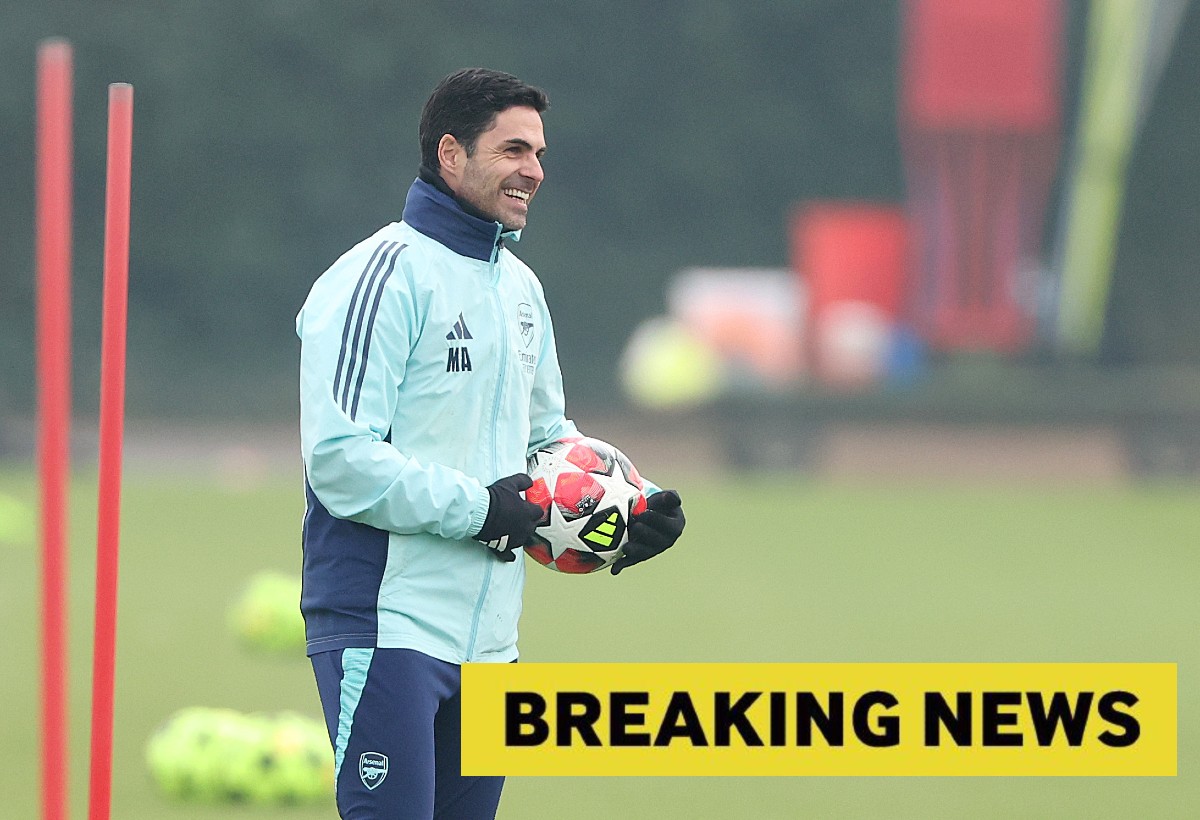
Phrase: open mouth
[{"left": 503, "top": 188, "right": 530, "bottom": 204}]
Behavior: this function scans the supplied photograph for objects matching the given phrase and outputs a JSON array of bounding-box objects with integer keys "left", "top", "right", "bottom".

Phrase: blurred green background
[
  {"left": 2, "top": 0, "right": 1198, "bottom": 817},
  {"left": 1, "top": 0, "right": 1199, "bottom": 418}
]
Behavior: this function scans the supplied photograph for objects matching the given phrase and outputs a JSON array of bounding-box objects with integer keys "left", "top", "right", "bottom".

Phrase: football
[
  {"left": 145, "top": 707, "right": 333, "bottom": 806},
  {"left": 145, "top": 707, "right": 217, "bottom": 801},
  {"left": 145, "top": 706, "right": 250, "bottom": 802},
  {"left": 227, "top": 570, "right": 306, "bottom": 655},
  {"left": 524, "top": 436, "right": 647, "bottom": 573},
  {"left": 257, "top": 711, "right": 336, "bottom": 804}
]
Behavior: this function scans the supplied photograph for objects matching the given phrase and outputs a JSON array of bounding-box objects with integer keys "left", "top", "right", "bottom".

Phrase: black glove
[
  {"left": 473, "top": 473, "right": 543, "bottom": 562},
  {"left": 611, "top": 489, "right": 685, "bottom": 575}
]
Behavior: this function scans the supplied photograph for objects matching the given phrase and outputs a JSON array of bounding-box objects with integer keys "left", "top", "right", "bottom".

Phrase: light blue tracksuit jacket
[{"left": 296, "top": 177, "right": 579, "bottom": 663}]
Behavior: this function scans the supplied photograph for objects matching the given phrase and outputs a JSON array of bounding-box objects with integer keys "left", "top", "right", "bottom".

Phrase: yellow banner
[{"left": 461, "top": 663, "right": 1175, "bottom": 776}]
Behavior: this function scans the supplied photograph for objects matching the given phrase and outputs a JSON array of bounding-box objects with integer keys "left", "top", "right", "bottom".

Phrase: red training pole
[
  {"left": 87, "top": 82, "right": 133, "bottom": 820},
  {"left": 35, "top": 38, "right": 73, "bottom": 820}
]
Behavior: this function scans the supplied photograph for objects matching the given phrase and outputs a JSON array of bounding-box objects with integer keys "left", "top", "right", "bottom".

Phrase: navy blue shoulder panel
[{"left": 301, "top": 479, "right": 389, "bottom": 655}]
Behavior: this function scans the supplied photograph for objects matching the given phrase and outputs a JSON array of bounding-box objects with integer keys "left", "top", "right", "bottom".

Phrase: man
[{"left": 296, "top": 68, "right": 686, "bottom": 819}]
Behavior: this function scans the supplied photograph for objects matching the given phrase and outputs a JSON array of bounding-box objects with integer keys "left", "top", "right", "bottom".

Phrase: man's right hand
[{"left": 473, "top": 473, "right": 543, "bottom": 561}]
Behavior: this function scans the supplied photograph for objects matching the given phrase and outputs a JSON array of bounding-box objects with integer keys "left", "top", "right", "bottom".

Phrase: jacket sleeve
[{"left": 298, "top": 243, "right": 489, "bottom": 540}]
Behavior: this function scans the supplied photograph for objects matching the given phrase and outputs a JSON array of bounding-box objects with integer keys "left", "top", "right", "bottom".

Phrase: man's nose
[{"left": 522, "top": 155, "right": 544, "bottom": 183}]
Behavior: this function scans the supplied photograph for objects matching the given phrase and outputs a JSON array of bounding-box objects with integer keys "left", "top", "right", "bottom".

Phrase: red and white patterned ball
[{"left": 523, "top": 436, "right": 647, "bottom": 574}]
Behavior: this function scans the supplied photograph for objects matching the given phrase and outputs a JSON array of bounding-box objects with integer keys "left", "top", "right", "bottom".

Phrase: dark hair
[{"left": 419, "top": 68, "right": 549, "bottom": 169}]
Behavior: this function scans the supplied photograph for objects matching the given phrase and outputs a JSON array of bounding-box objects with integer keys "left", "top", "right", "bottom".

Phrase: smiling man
[
  {"left": 296, "top": 68, "right": 686, "bottom": 819},
  {"left": 436, "top": 105, "right": 544, "bottom": 230}
]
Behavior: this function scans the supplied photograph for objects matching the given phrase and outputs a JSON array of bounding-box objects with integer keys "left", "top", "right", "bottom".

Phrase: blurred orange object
[{"left": 666, "top": 268, "right": 804, "bottom": 387}]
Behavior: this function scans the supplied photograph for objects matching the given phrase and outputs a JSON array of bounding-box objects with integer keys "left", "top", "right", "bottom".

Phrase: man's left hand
[{"left": 611, "top": 490, "right": 685, "bottom": 575}]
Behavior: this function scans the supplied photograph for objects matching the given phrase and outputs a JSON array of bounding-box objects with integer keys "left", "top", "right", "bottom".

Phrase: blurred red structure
[
  {"left": 899, "top": 0, "right": 1064, "bottom": 353},
  {"left": 791, "top": 203, "right": 908, "bottom": 385}
]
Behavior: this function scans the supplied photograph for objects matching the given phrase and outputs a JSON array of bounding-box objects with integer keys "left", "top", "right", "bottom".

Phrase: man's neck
[{"left": 418, "top": 164, "right": 497, "bottom": 225}]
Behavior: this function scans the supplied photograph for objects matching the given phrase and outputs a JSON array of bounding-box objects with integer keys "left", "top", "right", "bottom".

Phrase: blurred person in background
[{"left": 296, "top": 68, "right": 685, "bottom": 819}]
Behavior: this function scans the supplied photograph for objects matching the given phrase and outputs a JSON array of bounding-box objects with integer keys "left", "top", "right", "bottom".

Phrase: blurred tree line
[{"left": 0, "top": 0, "right": 1196, "bottom": 421}]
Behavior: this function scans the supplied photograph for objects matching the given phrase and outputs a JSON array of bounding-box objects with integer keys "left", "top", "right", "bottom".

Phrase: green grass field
[{"left": 0, "top": 466, "right": 1196, "bottom": 818}]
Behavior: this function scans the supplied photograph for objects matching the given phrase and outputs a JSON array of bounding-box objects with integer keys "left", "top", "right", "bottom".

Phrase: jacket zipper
[{"left": 466, "top": 225, "right": 507, "bottom": 660}]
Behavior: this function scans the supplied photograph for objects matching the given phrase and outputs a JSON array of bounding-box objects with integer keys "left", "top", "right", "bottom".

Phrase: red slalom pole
[
  {"left": 87, "top": 82, "right": 133, "bottom": 820},
  {"left": 35, "top": 38, "right": 73, "bottom": 820}
]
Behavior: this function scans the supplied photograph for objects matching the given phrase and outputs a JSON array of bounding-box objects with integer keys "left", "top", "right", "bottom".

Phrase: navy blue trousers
[{"left": 311, "top": 648, "right": 505, "bottom": 820}]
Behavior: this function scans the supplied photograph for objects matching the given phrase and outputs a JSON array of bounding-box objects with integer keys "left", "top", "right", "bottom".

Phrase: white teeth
[{"left": 503, "top": 188, "right": 529, "bottom": 201}]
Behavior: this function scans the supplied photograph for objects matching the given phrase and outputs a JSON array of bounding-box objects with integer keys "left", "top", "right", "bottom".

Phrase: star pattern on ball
[{"left": 524, "top": 438, "right": 645, "bottom": 574}]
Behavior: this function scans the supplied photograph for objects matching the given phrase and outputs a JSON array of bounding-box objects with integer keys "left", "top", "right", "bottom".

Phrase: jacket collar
[{"left": 402, "top": 171, "right": 521, "bottom": 262}]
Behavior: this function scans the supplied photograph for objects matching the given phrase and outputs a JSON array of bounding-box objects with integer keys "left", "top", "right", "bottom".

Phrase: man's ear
[{"left": 437, "top": 134, "right": 464, "bottom": 187}]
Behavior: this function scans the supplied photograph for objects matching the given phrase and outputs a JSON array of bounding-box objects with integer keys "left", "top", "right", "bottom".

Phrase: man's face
[{"left": 449, "top": 106, "right": 546, "bottom": 231}]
